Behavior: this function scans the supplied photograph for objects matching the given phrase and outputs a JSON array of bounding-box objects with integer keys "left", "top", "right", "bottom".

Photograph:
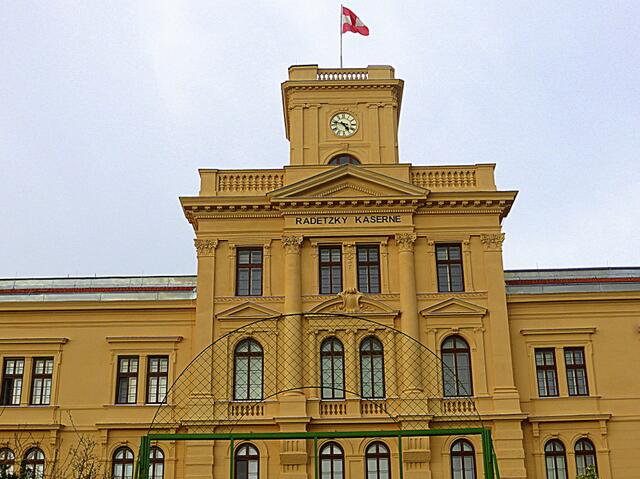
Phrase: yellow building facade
[{"left": 1, "top": 65, "right": 639, "bottom": 479}]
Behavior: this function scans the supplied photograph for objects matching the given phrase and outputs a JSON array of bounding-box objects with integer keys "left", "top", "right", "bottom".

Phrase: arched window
[
  {"left": 321, "top": 337, "right": 345, "bottom": 400},
  {"left": 442, "top": 335, "right": 473, "bottom": 397},
  {"left": 23, "top": 448, "right": 45, "bottom": 479},
  {"left": 360, "top": 336, "right": 385, "bottom": 399},
  {"left": 451, "top": 439, "right": 476, "bottom": 479},
  {"left": 235, "top": 443, "right": 259, "bottom": 479},
  {"left": 234, "top": 339, "right": 263, "bottom": 401},
  {"left": 575, "top": 438, "right": 597, "bottom": 475},
  {"left": 544, "top": 440, "right": 567, "bottom": 479},
  {"left": 149, "top": 446, "right": 164, "bottom": 479},
  {"left": 319, "top": 442, "right": 344, "bottom": 479},
  {"left": 365, "top": 442, "right": 391, "bottom": 479},
  {"left": 112, "top": 447, "right": 134, "bottom": 479},
  {"left": 328, "top": 154, "right": 361, "bottom": 165},
  {"left": 0, "top": 448, "right": 15, "bottom": 475}
]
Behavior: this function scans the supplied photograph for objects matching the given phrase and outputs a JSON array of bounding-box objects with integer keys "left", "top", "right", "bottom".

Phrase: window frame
[
  {"left": 435, "top": 243, "right": 465, "bottom": 293},
  {"left": 23, "top": 448, "right": 45, "bottom": 479},
  {"left": 115, "top": 356, "right": 140, "bottom": 405},
  {"left": 146, "top": 355, "right": 169, "bottom": 405},
  {"left": 235, "top": 247, "right": 264, "bottom": 297},
  {"left": 574, "top": 438, "right": 597, "bottom": 475},
  {"left": 0, "top": 448, "right": 15, "bottom": 475},
  {"left": 365, "top": 441, "right": 391, "bottom": 479},
  {"left": 535, "top": 348, "right": 559, "bottom": 398},
  {"left": 357, "top": 245, "right": 381, "bottom": 294},
  {"left": 544, "top": 439, "right": 568, "bottom": 479},
  {"left": 450, "top": 439, "right": 476, "bottom": 479},
  {"left": 318, "top": 245, "right": 343, "bottom": 295},
  {"left": 319, "top": 442, "right": 344, "bottom": 479},
  {"left": 564, "top": 347, "right": 589, "bottom": 396},
  {"left": 233, "top": 339, "right": 264, "bottom": 401},
  {"left": 442, "top": 336, "right": 473, "bottom": 397},
  {"left": 149, "top": 446, "right": 164, "bottom": 479},
  {"left": 234, "top": 443, "right": 260, "bottom": 479},
  {"left": 328, "top": 154, "right": 361, "bottom": 165},
  {"left": 30, "top": 357, "right": 54, "bottom": 406},
  {"left": 320, "top": 337, "right": 346, "bottom": 400},
  {"left": 1, "top": 357, "right": 25, "bottom": 406},
  {"left": 360, "top": 336, "right": 385, "bottom": 399},
  {"left": 112, "top": 447, "right": 135, "bottom": 479}
]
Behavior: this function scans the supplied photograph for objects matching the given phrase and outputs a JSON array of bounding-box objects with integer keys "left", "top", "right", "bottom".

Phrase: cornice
[
  {"left": 0, "top": 337, "right": 68, "bottom": 345},
  {"left": 520, "top": 327, "right": 597, "bottom": 336},
  {"left": 507, "top": 291, "right": 640, "bottom": 303},
  {"left": 106, "top": 336, "right": 184, "bottom": 344},
  {"left": 0, "top": 300, "right": 195, "bottom": 313}
]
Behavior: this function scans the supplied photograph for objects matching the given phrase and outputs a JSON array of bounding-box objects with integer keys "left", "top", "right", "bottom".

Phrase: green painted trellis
[
  {"left": 136, "top": 428, "right": 499, "bottom": 479},
  {"left": 136, "top": 313, "right": 501, "bottom": 478}
]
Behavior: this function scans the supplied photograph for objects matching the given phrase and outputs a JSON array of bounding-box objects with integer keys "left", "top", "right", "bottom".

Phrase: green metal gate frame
[{"left": 136, "top": 428, "right": 500, "bottom": 479}]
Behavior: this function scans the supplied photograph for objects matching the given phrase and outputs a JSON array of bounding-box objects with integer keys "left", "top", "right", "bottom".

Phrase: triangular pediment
[
  {"left": 268, "top": 165, "right": 428, "bottom": 201},
  {"left": 420, "top": 298, "right": 487, "bottom": 317},
  {"left": 216, "top": 302, "right": 281, "bottom": 320}
]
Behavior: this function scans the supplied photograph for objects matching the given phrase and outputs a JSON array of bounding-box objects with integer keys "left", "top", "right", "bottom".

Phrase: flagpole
[{"left": 339, "top": 4, "right": 343, "bottom": 68}]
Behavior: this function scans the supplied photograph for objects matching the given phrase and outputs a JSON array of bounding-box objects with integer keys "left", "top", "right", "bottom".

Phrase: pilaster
[{"left": 194, "top": 239, "right": 218, "bottom": 356}]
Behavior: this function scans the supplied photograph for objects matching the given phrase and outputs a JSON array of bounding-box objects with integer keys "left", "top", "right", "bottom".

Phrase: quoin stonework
[{"left": 1, "top": 65, "right": 639, "bottom": 479}]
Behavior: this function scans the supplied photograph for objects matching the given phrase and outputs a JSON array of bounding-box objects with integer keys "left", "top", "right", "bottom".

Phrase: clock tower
[{"left": 281, "top": 65, "right": 404, "bottom": 166}]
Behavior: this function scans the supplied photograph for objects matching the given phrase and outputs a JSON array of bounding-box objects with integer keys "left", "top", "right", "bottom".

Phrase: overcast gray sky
[{"left": 1, "top": 1, "right": 639, "bottom": 278}]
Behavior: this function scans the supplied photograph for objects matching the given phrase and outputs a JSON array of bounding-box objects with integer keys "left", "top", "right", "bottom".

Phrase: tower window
[
  {"left": 328, "top": 154, "right": 361, "bottom": 165},
  {"left": 236, "top": 248, "right": 263, "bottom": 296},
  {"left": 357, "top": 245, "right": 381, "bottom": 293},
  {"left": 234, "top": 339, "right": 263, "bottom": 401},
  {"left": 319, "top": 246, "right": 343, "bottom": 294},
  {"left": 321, "top": 337, "right": 345, "bottom": 400},
  {"left": 442, "top": 336, "right": 473, "bottom": 397},
  {"left": 436, "top": 244, "right": 464, "bottom": 292}
]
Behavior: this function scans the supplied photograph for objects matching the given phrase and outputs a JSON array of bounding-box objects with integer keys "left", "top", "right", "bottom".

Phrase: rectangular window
[
  {"left": 435, "top": 244, "right": 464, "bottom": 292},
  {"left": 116, "top": 356, "right": 139, "bottom": 404},
  {"left": 1, "top": 358, "right": 25, "bottom": 406},
  {"left": 564, "top": 347, "right": 589, "bottom": 396},
  {"left": 535, "top": 348, "right": 559, "bottom": 397},
  {"left": 146, "top": 356, "right": 169, "bottom": 404},
  {"left": 236, "top": 248, "right": 263, "bottom": 296},
  {"left": 30, "top": 358, "right": 54, "bottom": 405},
  {"left": 357, "top": 245, "right": 381, "bottom": 294},
  {"left": 319, "top": 246, "right": 342, "bottom": 294}
]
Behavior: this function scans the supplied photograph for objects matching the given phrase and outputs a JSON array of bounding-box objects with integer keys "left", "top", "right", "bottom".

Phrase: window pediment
[
  {"left": 268, "top": 165, "right": 428, "bottom": 202},
  {"left": 216, "top": 302, "right": 280, "bottom": 320},
  {"left": 420, "top": 298, "right": 487, "bottom": 318}
]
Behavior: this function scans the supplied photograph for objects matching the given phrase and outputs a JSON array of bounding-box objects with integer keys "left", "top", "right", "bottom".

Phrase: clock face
[{"left": 330, "top": 112, "right": 358, "bottom": 137}]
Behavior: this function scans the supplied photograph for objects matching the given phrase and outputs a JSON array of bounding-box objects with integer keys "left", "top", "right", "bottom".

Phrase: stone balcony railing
[
  {"left": 316, "top": 68, "right": 369, "bottom": 81},
  {"left": 410, "top": 164, "right": 496, "bottom": 191},
  {"left": 198, "top": 164, "right": 495, "bottom": 196}
]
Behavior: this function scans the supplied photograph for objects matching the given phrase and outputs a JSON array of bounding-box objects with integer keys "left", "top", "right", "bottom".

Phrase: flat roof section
[
  {"left": 0, "top": 276, "right": 197, "bottom": 302},
  {"left": 505, "top": 267, "right": 640, "bottom": 294},
  {"left": 1, "top": 268, "right": 639, "bottom": 301}
]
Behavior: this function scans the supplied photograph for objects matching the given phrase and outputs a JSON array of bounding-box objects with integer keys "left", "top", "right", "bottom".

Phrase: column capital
[
  {"left": 480, "top": 233, "right": 505, "bottom": 251},
  {"left": 194, "top": 239, "right": 218, "bottom": 257},
  {"left": 282, "top": 235, "right": 303, "bottom": 254},
  {"left": 395, "top": 233, "right": 417, "bottom": 252}
]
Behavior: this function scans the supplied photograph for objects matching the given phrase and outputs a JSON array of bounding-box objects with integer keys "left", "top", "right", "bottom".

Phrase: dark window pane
[{"left": 435, "top": 244, "right": 464, "bottom": 293}]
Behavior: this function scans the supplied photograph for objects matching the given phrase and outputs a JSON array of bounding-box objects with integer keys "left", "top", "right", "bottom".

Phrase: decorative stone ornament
[
  {"left": 281, "top": 235, "right": 303, "bottom": 254},
  {"left": 194, "top": 239, "right": 218, "bottom": 257},
  {"left": 480, "top": 233, "right": 505, "bottom": 251},
  {"left": 395, "top": 233, "right": 417, "bottom": 252}
]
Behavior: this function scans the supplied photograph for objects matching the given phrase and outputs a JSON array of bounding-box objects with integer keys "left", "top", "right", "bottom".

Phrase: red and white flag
[{"left": 342, "top": 6, "right": 369, "bottom": 36}]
